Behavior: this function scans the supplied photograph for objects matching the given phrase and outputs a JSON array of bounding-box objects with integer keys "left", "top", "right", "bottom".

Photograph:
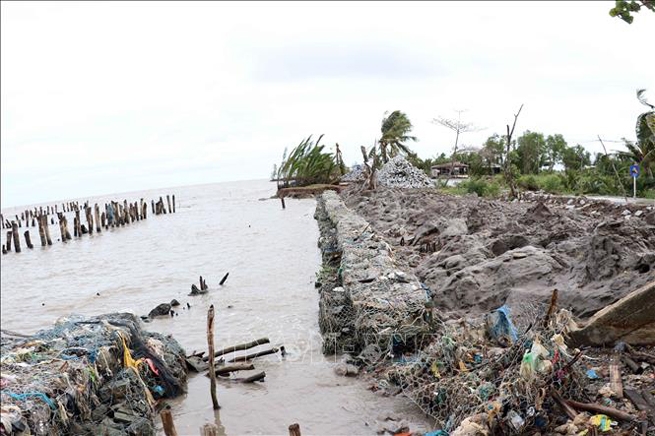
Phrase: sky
[{"left": 2, "top": 1, "right": 654, "bottom": 208}]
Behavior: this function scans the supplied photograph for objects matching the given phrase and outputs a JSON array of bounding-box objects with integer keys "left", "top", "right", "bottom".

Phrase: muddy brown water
[{"left": 1, "top": 180, "right": 432, "bottom": 435}]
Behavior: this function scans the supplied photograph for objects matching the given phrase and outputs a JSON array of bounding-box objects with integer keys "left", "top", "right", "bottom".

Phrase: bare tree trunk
[{"left": 504, "top": 104, "right": 524, "bottom": 199}]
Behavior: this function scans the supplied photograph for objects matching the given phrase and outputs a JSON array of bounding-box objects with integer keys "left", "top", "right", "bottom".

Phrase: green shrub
[
  {"left": 464, "top": 178, "right": 489, "bottom": 197},
  {"left": 518, "top": 175, "right": 539, "bottom": 191},
  {"left": 539, "top": 174, "right": 564, "bottom": 194}
]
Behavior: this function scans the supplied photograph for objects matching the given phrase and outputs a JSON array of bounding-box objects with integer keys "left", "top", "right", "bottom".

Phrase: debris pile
[
  {"left": 315, "top": 188, "right": 655, "bottom": 435},
  {"left": 376, "top": 156, "right": 434, "bottom": 189},
  {"left": 0, "top": 313, "right": 187, "bottom": 435}
]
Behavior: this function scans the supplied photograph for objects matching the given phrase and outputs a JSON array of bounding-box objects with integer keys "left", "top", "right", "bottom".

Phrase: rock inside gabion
[
  {"left": 376, "top": 156, "right": 433, "bottom": 188},
  {"left": 341, "top": 165, "right": 366, "bottom": 182}
]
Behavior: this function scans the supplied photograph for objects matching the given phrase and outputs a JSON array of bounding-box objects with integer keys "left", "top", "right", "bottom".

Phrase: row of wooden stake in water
[{"left": 1, "top": 194, "right": 176, "bottom": 254}]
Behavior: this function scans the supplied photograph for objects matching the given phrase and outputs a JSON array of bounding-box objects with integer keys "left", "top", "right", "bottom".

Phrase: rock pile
[
  {"left": 376, "top": 156, "right": 433, "bottom": 188},
  {"left": 341, "top": 165, "right": 365, "bottom": 183}
]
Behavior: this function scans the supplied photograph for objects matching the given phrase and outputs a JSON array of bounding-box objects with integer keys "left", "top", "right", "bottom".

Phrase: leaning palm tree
[
  {"left": 378, "top": 110, "right": 417, "bottom": 163},
  {"left": 619, "top": 90, "right": 655, "bottom": 177}
]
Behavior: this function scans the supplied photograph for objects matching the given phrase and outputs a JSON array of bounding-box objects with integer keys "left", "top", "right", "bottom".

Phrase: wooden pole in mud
[
  {"left": 167, "top": 195, "right": 172, "bottom": 214},
  {"left": 24, "top": 230, "right": 33, "bottom": 249},
  {"left": 11, "top": 222, "right": 21, "bottom": 253},
  {"left": 5, "top": 231, "right": 12, "bottom": 252},
  {"left": 200, "top": 424, "right": 219, "bottom": 436},
  {"left": 281, "top": 196, "right": 286, "bottom": 209},
  {"left": 160, "top": 405, "right": 178, "bottom": 436},
  {"left": 94, "top": 204, "right": 101, "bottom": 233},
  {"left": 0, "top": 214, "right": 4, "bottom": 229},
  {"left": 85, "top": 206, "right": 94, "bottom": 234},
  {"left": 75, "top": 209, "right": 82, "bottom": 236},
  {"left": 172, "top": 195, "right": 176, "bottom": 213},
  {"left": 151, "top": 199, "right": 155, "bottom": 215},
  {"left": 142, "top": 201, "right": 147, "bottom": 220},
  {"left": 38, "top": 216, "right": 47, "bottom": 246},
  {"left": 42, "top": 214, "right": 52, "bottom": 245},
  {"left": 288, "top": 423, "right": 302, "bottom": 436},
  {"left": 207, "top": 304, "right": 220, "bottom": 410}
]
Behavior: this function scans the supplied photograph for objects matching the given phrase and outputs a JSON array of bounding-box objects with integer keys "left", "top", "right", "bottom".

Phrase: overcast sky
[{"left": 2, "top": 1, "right": 654, "bottom": 208}]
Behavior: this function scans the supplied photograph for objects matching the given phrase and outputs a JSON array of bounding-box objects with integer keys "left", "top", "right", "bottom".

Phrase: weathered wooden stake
[
  {"left": 160, "top": 405, "right": 178, "bottom": 436},
  {"left": 59, "top": 215, "right": 67, "bottom": 242},
  {"left": 94, "top": 204, "right": 101, "bottom": 233},
  {"left": 172, "top": 195, "right": 176, "bottom": 213},
  {"left": 288, "top": 423, "right": 302, "bottom": 436},
  {"left": 24, "top": 230, "right": 33, "bottom": 249},
  {"left": 11, "top": 222, "right": 21, "bottom": 253},
  {"left": 151, "top": 199, "right": 155, "bottom": 214},
  {"left": 42, "top": 215, "right": 52, "bottom": 245},
  {"left": 281, "top": 196, "right": 286, "bottom": 209},
  {"left": 207, "top": 305, "right": 220, "bottom": 410},
  {"left": 5, "top": 231, "right": 12, "bottom": 252},
  {"left": 0, "top": 214, "right": 4, "bottom": 229},
  {"left": 37, "top": 216, "right": 47, "bottom": 246},
  {"left": 200, "top": 424, "right": 219, "bottom": 436},
  {"left": 167, "top": 195, "right": 172, "bottom": 214},
  {"left": 75, "top": 210, "right": 82, "bottom": 237},
  {"left": 610, "top": 358, "right": 623, "bottom": 399},
  {"left": 142, "top": 202, "right": 147, "bottom": 220},
  {"left": 219, "top": 273, "right": 229, "bottom": 286}
]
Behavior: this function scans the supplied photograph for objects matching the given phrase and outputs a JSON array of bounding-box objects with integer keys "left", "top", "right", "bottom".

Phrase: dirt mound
[{"left": 341, "top": 187, "right": 655, "bottom": 318}]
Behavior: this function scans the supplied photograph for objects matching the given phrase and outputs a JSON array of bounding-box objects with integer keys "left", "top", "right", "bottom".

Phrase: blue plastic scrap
[
  {"left": 586, "top": 369, "right": 600, "bottom": 379},
  {"left": 425, "top": 431, "right": 448, "bottom": 436},
  {"left": 2, "top": 391, "right": 56, "bottom": 410},
  {"left": 489, "top": 305, "right": 519, "bottom": 343}
]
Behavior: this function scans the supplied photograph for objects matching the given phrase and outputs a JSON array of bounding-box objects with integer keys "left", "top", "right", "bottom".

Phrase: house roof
[{"left": 431, "top": 162, "right": 469, "bottom": 169}]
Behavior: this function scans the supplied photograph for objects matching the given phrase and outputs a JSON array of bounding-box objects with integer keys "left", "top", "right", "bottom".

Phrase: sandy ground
[{"left": 341, "top": 187, "right": 655, "bottom": 319}]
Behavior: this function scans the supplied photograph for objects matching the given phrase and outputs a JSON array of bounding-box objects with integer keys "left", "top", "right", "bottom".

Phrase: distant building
[{"left": 430, "top": 162, "right": 469, "bottom": 178}]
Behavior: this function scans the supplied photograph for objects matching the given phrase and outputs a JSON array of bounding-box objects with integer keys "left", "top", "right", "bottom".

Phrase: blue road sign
[{"left": 630, "top": 164, "right": 640, "bottom": 178}]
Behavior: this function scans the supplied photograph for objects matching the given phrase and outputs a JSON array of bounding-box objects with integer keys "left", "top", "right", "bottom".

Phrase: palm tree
[
  {"left": 378, "top": 111, "right": 417, "bottom": 163},
  {"left": 618, "top": 90, "right": 655, "bottom": 177}
]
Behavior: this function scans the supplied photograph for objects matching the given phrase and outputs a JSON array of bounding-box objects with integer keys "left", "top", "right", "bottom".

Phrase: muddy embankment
[{"left": 339, "top": 188, "right": 655, "bottom": 320}]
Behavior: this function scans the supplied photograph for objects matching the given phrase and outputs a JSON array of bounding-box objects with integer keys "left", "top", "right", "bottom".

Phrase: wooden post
[
  {"left": 0, "top": 214, "right": 4, "bottom": 229},
  {"left": 160, "top": 197, "right": 167, "bottom": 214},
  {"left": 75, "top": 209, "right": 82, "bottom": 236},
  {"left": 160, "top": 405, "right": 178, "bottom": 436},
  {"left": 200, "top": 424, "right": 219, "bottom": 436},
  {"left": 610, "top": 358, "right": 623, "bottom": 399},
  {"left": 63, "top": 216, "right": 72, "bottom": 240},
  {"left": 101, "top": 211, "right": 107, "bottom": 229},
  {"left": 38, "top": 216, "right": 47, "bottom": 246},
  {"left": 59, "top": 214, "right": 67, "bottom": 242},
  {"left": 172, "top": 195, "right": 176, "bottom": 213},
  {"left": 207, "top": 305, "right": 220, "bottom": 410},
  {"left": 94, "top": 204, "right": 101, "bottom": 233},
  {"left": 288, "top": 423, "right": 301, "bottom": 436},
  {"left": 151, "top": 199, "right": 155, "bottom": 214},
  {"left": 142, "top": 202, "right": 147, "bottom": 220},
  {"left": 5, "top": 231, "right": 12, "bottom": 252},
  {"left": 11, "top": 222, "right": 21, "bottom": 253},
  {"left": 42, "top": 215, "right": 52, "bottom": 245},
  {"left": 24, "top": 230, "right": 33, "bottom": 249},
  {"left": 167, "top": 195, "right": 172, "bottom": 214},
  {"left": 281, "top": 196, "right": 286, "bottom": 209}
]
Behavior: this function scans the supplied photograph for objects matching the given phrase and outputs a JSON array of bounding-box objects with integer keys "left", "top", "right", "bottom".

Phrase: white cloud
[{"left": 2, "top": 1, "right": 654, "bottom": 207}]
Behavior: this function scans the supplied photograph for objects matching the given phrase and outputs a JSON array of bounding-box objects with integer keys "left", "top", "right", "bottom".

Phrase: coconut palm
[
  {"left": 378, "top": 111, "right": 417, "bottom": 163},
  {"left": 618, "top": 90, "right": 655, "bottom": 177}
]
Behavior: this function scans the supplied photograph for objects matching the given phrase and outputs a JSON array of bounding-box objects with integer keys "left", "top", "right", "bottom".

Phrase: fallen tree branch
[
  {"left": 227, "top": 347, "right": 279, "bottom": 363},
  {"left": 566, "top": 399, "right": 638, "bottom": 422},
  {"left": 205, "top": 363, "right": 255, "bottom": 377},
  {"left": 202, "top": 337, "right": 270, "bottom": 362}
]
